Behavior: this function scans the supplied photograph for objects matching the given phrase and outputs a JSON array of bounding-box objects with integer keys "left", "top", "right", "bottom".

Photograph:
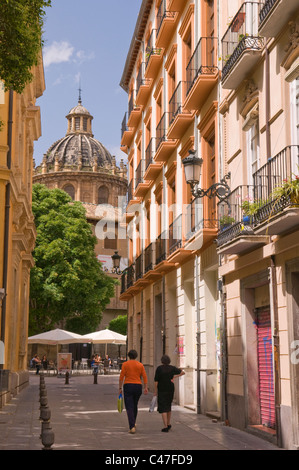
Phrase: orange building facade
[{"left": 120, "top": 0, "right": 299, "bottom": 449}]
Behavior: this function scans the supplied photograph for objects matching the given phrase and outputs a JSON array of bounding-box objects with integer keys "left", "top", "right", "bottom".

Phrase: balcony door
[{"left": 247, "top": 119, "right": 260, "bottom": 191}]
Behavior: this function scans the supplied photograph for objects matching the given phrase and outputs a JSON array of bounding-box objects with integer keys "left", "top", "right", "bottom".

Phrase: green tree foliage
[
  {"left": 29, "top": 184, "right": 117, "bottom": 335},
  {"left": 108, "top": 315, "right": 127, "bottom": 336},
  {"left": 0, "top": 0, "right": 51, "bottom": 93}
]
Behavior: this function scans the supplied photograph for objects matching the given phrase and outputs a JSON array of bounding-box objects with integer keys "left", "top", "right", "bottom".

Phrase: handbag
[
  {"left": 118, "top": 393, "right": 124, "bottom": 413},
  {"left": 149, "top": 395, "right": 157, "bottom": 412}
]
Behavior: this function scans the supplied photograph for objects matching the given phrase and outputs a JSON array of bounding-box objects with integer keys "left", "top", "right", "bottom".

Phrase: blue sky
[{"left": 33, "top": 0, "right": 142, "bottom": 167}]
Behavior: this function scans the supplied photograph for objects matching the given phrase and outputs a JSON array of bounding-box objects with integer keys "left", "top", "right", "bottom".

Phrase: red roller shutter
[{"left": 257, "top": 309, "right": 276, "bottom": 429}]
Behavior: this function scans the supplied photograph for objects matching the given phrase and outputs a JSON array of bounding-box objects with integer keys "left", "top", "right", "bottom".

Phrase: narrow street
[{"left": 0, "top": 373, "right": 280, "bottom": 454}]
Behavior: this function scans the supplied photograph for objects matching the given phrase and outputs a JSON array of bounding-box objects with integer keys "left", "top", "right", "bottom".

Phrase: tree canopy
[
  {"left": 0, "top": 0, "right": 51, "bottom": 93},
  {"left": 29, "top": 184, "right": 117, "bottom": 335},
  {"left": 108, "top": 315, "right": 127, "bottom": 336}
]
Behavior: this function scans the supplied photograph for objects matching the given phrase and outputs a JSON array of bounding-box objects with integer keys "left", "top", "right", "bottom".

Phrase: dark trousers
[{"left": 123, "top": 383, "right": 142, "bottom": 429}]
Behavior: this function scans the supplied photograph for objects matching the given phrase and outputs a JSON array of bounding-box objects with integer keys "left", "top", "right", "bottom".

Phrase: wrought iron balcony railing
[
  {"left": 221, "top": 2, "right": 264, "bottom": 83},
  {"left": 156, "top": 112, "right": 168, "bottom": 151},
  {"left": 145, "top": 138, "right": 156, "bottom": 172},
  {"left": 144, "top": 243, "right": 154, "bottom": 273},
  {"left": 135, "top": 254, "right": 143, "bottom": 281},
  {"left": 127, "top": 264, "right": 135, "bottom": 289},
  {"left": 157, "top": 0, "right": 176, "bottom": 36},
  {"left": 136, "top": 62, "right": 151, "bottom": 96},
  {"left": 128, "top": 91, "right": 137, "bottom": 117},
  {"left": 135, "top": 160, "right": 144, "bottom": 190},
  {"left": 186, "top": 37, "right": 218, "bottom": 96},
  {"left": 169, "top": 81, "right": 187, "bottom": 125},
  {"left": 155, "top": 231, "right": 168, "bottom": 265},
  {"left": 121, "top": 269, "right": 127, "bottom": 294},
  {"left": 259, "top": 0, "right": 279, "bottom": 25},
  {"left": 127, "top": 179, "right": 134, "bottom": 203},
  {"left": 168, "top": 215, "right": 182, "bottom": 255},
  {"left": 217, "top": 145, "right": 299, "bottom": 246},
  {"left": 121, "top": 112, "right": 128, "bottom": 138},
  {"left": 253, "top": 145, "right": 299, "bottom": 224},
  {"left": 145, "top": 29, "right": 162, "bottom": 67}
]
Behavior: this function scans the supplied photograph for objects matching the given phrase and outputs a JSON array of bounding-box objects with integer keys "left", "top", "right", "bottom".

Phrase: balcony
[
  {"left": 154, "top": 231, "right": 176, "bottom": 273},
  {"left": 259, "top": 0, "right": 299, "bottom": 38},
  {"left": 184, "top": 199, "right": 219, "bottom": 252},
  {"left": 136, "top": 62, "right": 153, "bottom": 107},
  {"left": 120, "top": 112, "right": 134, "bottom": 147},
  {"left": 168, "top": 0, "right": 188, "bottom": 13},
  {"left": 167, "top": 215, "right": 193, "bottom": 264},
  {"left": 167, "top": 81, "right": 194, "bottom": 139},
  {"left": 143, "top": 138, "right": 163, "bottom": 181},
  {"left": 127, "top": 91, "right": 142, "bottom": 128},
  {"left": 184, "top": 37, "right": 219, "bottom": 111},
  {"left": 221, "top": 2, "right": 264, "bottom": 90},
  {"left": 156, "top": 0, "right": 179, "bottom": 49},
  {"left": 143, "top": 243, "right": 162, "bottom": 282},
  {"left": 145, "top": 30, "right": 164, "bottom": 79},
  {"left": 253, "top": 145, "right": 299, "bottom": 235},
  {"left": 134, "top": 160, "right": 151, "bottom": 198},
  {"left": 154, "top": 113, "right": 178, "bottom": 163},
  {"left": 216, "top": 185, "right": 270, "bottom": 255}
]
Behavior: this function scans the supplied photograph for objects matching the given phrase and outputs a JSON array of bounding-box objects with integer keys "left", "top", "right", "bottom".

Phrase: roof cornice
[{"left": 119, "top": 0, "right": 153, "bottom": 93}]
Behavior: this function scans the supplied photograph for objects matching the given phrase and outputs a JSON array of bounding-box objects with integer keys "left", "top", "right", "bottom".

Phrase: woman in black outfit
[{"left": 154, "top": 355, "right": 185, "bottom": 432}]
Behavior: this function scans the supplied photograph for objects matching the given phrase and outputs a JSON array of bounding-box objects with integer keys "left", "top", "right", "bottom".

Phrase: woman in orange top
[{"left": 119, "top": 349, "right": 148, "bottom": 434}]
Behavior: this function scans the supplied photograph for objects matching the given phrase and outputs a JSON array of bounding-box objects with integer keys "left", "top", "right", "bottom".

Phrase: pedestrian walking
[
  {"left": 154, "top": 354, "right": 185, "bottom": 432},
  {"left": 119, "top": 349, "right": 148, "bottom": 434}
]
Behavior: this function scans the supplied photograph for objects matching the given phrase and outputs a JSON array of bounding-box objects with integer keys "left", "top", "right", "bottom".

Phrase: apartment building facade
[
  {"left": 120, "top": 0, "right": 299, "bottom": 449},
  {"left": 217, "top": 0, "right": 299, "bottom": 449},
  {"left": 119, "top": 0, "right": 222, "bottom": 417},
  {"left": 0, "top": 61, "right": 45, "bottom": 406}
]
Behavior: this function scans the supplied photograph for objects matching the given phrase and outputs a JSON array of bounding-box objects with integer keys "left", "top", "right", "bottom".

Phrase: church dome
[{"left": 42, "top": 98, "right": 113, "bottom": 171}]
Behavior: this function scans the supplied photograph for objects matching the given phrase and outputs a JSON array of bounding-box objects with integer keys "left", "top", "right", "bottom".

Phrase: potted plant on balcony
[
  {"left": 219, "top": 215, "right": 235, "bottom": 231},
  {"left": 241, "top": 200, "right": 259, "bottom": 225},
  {"left": 271, "top": 176, "right": 299, "bottom": 207}
]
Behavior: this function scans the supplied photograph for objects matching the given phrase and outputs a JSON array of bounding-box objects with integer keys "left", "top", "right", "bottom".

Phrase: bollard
[
  {"left": 65, "top": 371, "right": 69, "bottom": 385},
  {"left": 93, "top": 370, "right": 98, "bottom": 384},
  {"left": 41, "top": 424, "right": 55, "bottom": 450}
]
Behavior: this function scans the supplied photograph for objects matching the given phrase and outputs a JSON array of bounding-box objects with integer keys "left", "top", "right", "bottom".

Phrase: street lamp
[
  {"left": 182, "top": 150, "right": 231, "bottom": 202},
  {"left": 112, "top": 251, "right": 122, "bottom": 274}
]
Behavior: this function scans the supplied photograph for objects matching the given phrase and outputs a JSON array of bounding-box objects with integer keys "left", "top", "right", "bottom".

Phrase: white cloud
[
  {"left": 43, "top": 41, "right": 74, "bottom": 68},
  {"left": 75, "top": 50, "right": 95, "bottom": 63}
]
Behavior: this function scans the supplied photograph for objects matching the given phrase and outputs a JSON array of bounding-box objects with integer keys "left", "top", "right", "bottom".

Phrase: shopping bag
[
  {"left": 149, "top": 395, "right": 157, "bottom": 412},
  {"left": 118, "top": 393, "right": 124, "bottom": 413}
]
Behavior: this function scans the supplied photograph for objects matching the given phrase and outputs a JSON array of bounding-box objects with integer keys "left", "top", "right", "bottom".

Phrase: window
[
  {"left": 98, "top": 186, "right": 109, "bottom": 205},
  {"left": 63, "top": 184, "right": 75, "bottom": 200},
  {"left": 104, "top": 236, "right": 117, "bottom": 250},
  {"left": 83, "top": 118, "right": 88, "bottom": 131},
  {"left": 290, "top": 77, "right": 299, "bottom": 172},
  {"left": 75, "top": 117, "right": 80, "bottom": 131}
]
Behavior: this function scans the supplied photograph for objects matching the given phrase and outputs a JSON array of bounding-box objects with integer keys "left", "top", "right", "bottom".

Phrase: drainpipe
[
  {"left": 196, "top": 255, "right": 201, "bottom": 414},
  {"left": 269, "top": 255, "right": 282, "bottom": 447},
  {"left": 162, "top": 276, "right": 166, "bottom": 355},
  {"left": 0, "top": 89, "right": 13, "bottom": 371},
  {"left": 219, "top": 276, "right": 228, "bottom": 424}
]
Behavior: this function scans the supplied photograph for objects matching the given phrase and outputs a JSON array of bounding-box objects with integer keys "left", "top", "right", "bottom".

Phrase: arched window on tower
[
  {"left": 63, "top": 184, "right": 75, "bottom": 200},
  {"left": 98, "top": 185, "right": 109, "bottom": 205}
]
